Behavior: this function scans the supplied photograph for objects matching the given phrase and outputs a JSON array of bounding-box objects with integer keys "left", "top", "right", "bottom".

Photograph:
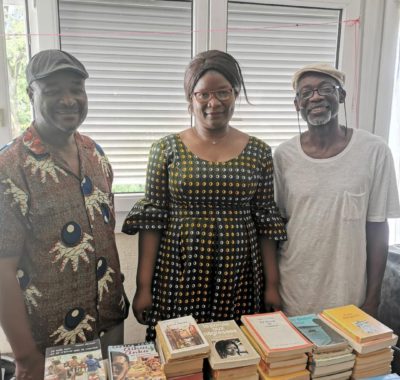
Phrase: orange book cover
[{"left": 321, "top": 305, "right": 393, "bottom": 343}]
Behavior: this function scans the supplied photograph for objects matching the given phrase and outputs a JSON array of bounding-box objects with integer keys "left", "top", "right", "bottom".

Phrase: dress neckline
[{"left": 175, "top": 133, "right": 252, "bottom": 164}]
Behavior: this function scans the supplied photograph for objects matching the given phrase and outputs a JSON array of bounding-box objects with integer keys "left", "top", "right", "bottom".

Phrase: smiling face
[
  {"left": 190, "top": 70, "right": 236, "bottom": 132},
  {"left": 29, "top": 70, "right": 88, "bottom": 138},
  {"left": 295, "top": 73, "right": 345, "bottom": 127}
]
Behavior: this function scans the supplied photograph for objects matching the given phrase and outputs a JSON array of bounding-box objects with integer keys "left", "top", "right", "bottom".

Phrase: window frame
[{"left": 1, "top": 0, "right": 395, "bottom": 230}]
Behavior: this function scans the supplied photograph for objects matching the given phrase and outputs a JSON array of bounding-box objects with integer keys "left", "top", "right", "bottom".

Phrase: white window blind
[
  {"left": 58, "top": 0, "right": 192, "bottom": 192},
  {"left": 227, "top": 2, "right": 341, "bottom": 148}
]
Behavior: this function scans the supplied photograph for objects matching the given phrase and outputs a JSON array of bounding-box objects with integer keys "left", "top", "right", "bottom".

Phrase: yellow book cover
[{"left": 321, "top": 305, "right": 393, "bottom": 343}]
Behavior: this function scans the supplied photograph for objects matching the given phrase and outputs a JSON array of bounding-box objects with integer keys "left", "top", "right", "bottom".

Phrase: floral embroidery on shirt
[
  {"left": 50, "top": 311, "right": 95, "bottom": 345},
  {"left": 93, "top": 143, "right": 111, "bottom": 178},
  {"left": 17, "top": 269, "right": 42, "bottom": 314},
  {"left": 97, "top": 257, "right": 115, "bottom": 302},
  {"left": 119, "top": 295, "right": 126, "bottom": 312},
  {"left": 51, "top": 232, "right": 94, "bottom": 272},
  {"left": 2, "top": 178, "right": 28, "bottom": 216},
  {"left": 24, "top": 154, "right": 67, "bottom": 183}
]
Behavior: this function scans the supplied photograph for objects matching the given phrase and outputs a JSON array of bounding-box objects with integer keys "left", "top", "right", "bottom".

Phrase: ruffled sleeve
[
  {"left": 122, "top": 139, "right": 170, "bottom": 235},
  {"left": 251, "top": 140, "right": 287, "bottom": 240}
]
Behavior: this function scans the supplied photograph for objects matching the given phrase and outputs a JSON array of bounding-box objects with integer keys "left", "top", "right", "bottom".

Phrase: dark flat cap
[{"left": 26, "top": 49, "right": 89, "bottom": 85}]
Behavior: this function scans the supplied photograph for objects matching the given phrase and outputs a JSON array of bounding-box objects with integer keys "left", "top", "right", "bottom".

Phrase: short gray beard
[{"left": 307, "top": 110, "right": 332, "bottom": 126}]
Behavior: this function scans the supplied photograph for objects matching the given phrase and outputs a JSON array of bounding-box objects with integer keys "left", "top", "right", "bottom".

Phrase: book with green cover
[{"left": 289, "top": 314, "right": 349, "bottom": 353}]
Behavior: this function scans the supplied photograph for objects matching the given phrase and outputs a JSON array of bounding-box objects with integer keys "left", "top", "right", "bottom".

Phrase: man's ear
[
  {"left": 27, "top": 86, "right": 34, "bottom": 104},
  {"left": 294, "top": 97, "right": 300, "bottom": 112},
  {"left": 338, "top": 87, "right": 346, "bottom": 103}
]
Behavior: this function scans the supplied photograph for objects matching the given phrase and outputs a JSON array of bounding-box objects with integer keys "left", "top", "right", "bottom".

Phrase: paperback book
[
  {"left": 241, "top": 311, "right": 313, "bottom": 359},
  {"left": 289, "top": 314, "right": 349, "bottom": 353},
  {"left": 44, "top": 339, "right": 105, "bottom": 380},
  {"left": 156, "top": 315, "right": 210, "bottom": 361},
  {"left": 318, "top": 313, "right": 398, "bottom": 354},
  {"left": 108, "top": 342, "right": 166, "bottom": 380},
  {"left": 199, "top": 320, "right": 260, "bottom": 370},
  {"left": 320, "top": 305, "right": 393, "bottom": 343}
]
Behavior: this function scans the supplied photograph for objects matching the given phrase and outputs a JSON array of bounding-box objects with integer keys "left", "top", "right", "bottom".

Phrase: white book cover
[
  {"left": 241, "top": 312, "right": 313, "bottom": 355},
  {"left": 157, "top": 315, "right": 210, "bottom": 360}
]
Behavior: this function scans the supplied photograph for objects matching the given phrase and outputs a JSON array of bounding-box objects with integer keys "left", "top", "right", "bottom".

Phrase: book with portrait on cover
[
  {"left": 156, "top": 315, "right": 210, "bottom": 361},
  {"left": 108, "top": 341, "right": 166, "bottom": 380},
  {"left": 199, "top": 320, "right": 260, "bottom": 370},
  {"left": 320, "top": 305, "right": 393, "bottom": 343}
]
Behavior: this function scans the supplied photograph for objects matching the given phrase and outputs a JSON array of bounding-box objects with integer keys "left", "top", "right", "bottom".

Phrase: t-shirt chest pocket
[{"left": 342, "top": 190, "right": 367, "bottom": 221}]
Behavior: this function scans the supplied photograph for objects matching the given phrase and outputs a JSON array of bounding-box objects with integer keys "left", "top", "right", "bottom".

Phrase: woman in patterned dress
[{"left": 122, "top": 50, "right": 286, "bottom": 339}]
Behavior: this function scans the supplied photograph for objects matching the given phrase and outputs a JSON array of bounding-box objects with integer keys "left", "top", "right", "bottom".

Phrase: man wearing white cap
[
  {"left": 274, "top": 63, "right": 400, "bottom": 318},
  {"left": 0, "top": 50, "right": 128, "bottom": 379}
]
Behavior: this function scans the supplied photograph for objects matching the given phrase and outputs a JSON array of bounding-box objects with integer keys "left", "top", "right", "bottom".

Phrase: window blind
[
  {"left": 58, "top": 0, "right": 192, "bottom": 191},
  {"left": 227, "top": 2, "right": 341, "bottom": 148}
]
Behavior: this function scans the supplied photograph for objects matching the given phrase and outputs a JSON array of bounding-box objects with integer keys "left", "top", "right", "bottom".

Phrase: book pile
[
  {"left": 319, "top": 304, "right": 398, "bottom": 379},
  {"left": 199, "top": 320, "right": 260, "bottom": 380},
  {"left": 108, "top": 341, "right": 166, "bottom": 380},
  {"left": 290, "top": 314, "right": 355, "bottom": 380},
  {"left": 155, "top": 315, "right": 210, "bottom": 380},
  {"left": 241, "top": 311, "right": 313, "bottom": 380}
]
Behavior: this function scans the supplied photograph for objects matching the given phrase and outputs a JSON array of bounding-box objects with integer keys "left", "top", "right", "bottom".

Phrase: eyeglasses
[
  {"left": 193, "top": 88, "right": 234, "bottom": 103},
  {"left": 297, "top": 84, "right": 340, "bottom": 101}
]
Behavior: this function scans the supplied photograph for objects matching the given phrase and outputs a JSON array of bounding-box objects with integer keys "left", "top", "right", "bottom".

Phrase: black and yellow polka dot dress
[{"left": 122, "top": 134, "right": 286, "bottom": 339}]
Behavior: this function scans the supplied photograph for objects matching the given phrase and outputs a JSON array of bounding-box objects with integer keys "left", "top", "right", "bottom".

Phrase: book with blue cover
[{"left": 289, "top": 314, "right": 349, "bottom": 353}]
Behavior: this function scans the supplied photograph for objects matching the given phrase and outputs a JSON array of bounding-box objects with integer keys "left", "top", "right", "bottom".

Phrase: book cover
[
  {"left": 289, "top": 314, "right": 349, "bottom": 353},
  {"left": 318, "top": 313, "right": 398, "bottom": 354},
  {"left": 44, "top": 339, "right": 105, "bottom": 380},
  {"left": 321, "top": 305, "right": 393, "bottom": 343},
  {"left": 156, "top": 315, "right": 210, "bottom": 360},
  {"left": 241, "top": 312, "right": 313, "bottom": 358},
  {"left": 199, "top": 320, "right": 260, "bottom": 370},
  {"left": 108, "top": 342, "right": 166, "bottom": 380}
]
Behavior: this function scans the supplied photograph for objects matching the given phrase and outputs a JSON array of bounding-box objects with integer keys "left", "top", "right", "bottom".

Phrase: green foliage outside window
[{"left": 4, "top": 4, "right": 31, "bottom": 137}]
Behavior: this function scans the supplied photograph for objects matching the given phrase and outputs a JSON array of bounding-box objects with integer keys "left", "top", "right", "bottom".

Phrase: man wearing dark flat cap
[
  {"left": 0, "top": 50, "right": 128, "bottom": 379},
  {"left": 274, "top": 63, "right": 400, "bottom": 318}
]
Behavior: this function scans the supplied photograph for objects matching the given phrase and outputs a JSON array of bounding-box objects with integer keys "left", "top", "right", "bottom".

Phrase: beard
[{"left": 307, "top": 109, "right": 332, "bottom": 126}]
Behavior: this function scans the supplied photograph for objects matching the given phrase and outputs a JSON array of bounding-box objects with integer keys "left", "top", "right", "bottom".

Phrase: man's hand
[
  {"left": 15, "top": 349, "right": 44, "bottom": 380},
  {"left": 361, "top": 300, "right": 380, "bottom": 318},
  {"left": 132, "top": 286, "right": 152, "bottom": 324},
  {"left": 264, "top": 285, "right": 282, "bottom": 312}
]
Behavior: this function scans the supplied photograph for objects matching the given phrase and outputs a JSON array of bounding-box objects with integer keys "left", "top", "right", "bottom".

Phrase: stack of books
[
  {"left": 199, "top": 320, "right": 260, "bottom": 380},
  {"left": 155, "top": 315, "right": 210, "bottom": 380},
  {"left": 319, "top": 305, "right": 398, "bottom": 379},
  {"left": 290, "top": 313, "right": 355, "bottom": 380},
  {"left": 240, "top": 311, "right": 313, "bottom": 380},
  {"left": 108, "top": 341, "right": 166, "bottom": 380}
]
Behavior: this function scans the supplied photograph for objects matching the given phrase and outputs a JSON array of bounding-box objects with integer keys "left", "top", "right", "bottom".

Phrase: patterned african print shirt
[{"left": 0, "top": 124, "right": 128, "bottom": 354}]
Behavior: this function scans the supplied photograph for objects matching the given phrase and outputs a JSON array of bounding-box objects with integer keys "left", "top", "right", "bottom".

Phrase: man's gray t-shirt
[{"left": 274, "top": 129, "right": 400, "bottom": 316}]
